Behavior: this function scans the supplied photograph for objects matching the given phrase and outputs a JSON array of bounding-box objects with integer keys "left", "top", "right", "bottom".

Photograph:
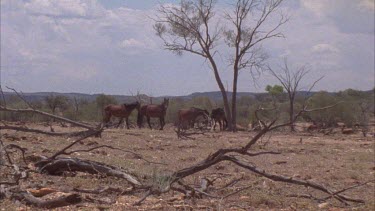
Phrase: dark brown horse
[
  {"left": 137, "top": 98, "right": 169, "bottom": 130},
  {"left": 103, "top": 101, "right": 140, "bottom": 129},
  {"left": 177, "top": 107, "right": 209, "bottom": 133},
  {"left": 211, "top": 108, "right": 227, "bottom": 131}
]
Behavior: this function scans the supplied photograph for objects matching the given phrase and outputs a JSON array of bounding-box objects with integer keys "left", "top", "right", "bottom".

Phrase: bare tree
[
  {"left": 154, "top": 0, "right": 288, "bottom": 131},
  {"left": 267, "top": 58, "right": 323, "bottom": 131},
  {"left": 1, "top": 88, "right": 367, "bottom": 208}
]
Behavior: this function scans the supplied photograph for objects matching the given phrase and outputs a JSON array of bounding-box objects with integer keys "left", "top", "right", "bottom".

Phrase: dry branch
[
  {"left": 47, "top": 128, "right": 104, "bottom": 160},
  {"left": 3, "top": 143, "right": 27, "bottom": 164},
  {"left": 61, "top": 144, "right": 166, "bottom": 165},
  {"left": 0, "top": 106, "right": 94, "bottom": 130},
  {"left": 320, "top": 180, "right": 375, "bottom": 201},
  {"left": 0, "top": 125, "right": 92, "bottom": 137},
  {"left": 226, "top": 156, "right": 364, "bottom": 204},
  {"left": 35, "top": 157, "right": 142, "bottom": 187},
  {"left": 1, "top": 87, "right": 369, "bottom": 208},
  {"left": 147, "top": 105, "right": 365, "bottom": 206},
  {"left": 11, "top": 192, "right": 81, "bottom": 209},
  {"left": 133, "top": 189, "right": 152, "bottom": 206},
  {"left": 73, "top": 186, "right": 136, "bottom": 195}
]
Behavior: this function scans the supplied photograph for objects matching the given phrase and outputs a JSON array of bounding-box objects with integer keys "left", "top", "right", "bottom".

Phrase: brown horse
[
  {"left": 211, "top": 108, "right": 227, "bottom": 131},
  {"left": 103, "top": 101, "right": 140, "bottom": 129},
  {"left": 177, "top": 107, "right": 209, "bottom": 133},
  {"left": 137, "top": 98, "right": 169, "bottom": 130}
]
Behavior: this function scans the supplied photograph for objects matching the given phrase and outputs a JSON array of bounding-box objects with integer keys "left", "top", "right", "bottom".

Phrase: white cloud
[
  {"left": 301, "top": 0, "right": 374, "bottom": 34},
  {"left": 311, "top": 44, "right": 339, "bottom": 54},
  {"left": 358, "top": 0, "right": 375, "bottom": 11},
  {"left": 24, "top": 0, "right": 106, "bottom": 19},
  {"left": 0, "top": 0, "right": 373, "bottom": 95},
  {"left": 119, "top": 38, "right": 156, "bottom": 51}
]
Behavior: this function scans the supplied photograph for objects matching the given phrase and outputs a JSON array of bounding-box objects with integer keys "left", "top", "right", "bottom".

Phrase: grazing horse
[
  {"left": 211, "top": 108, "right": 227, "bottom": 131},
  {"left": 177, "top": 107, "right": 209, "bottom": 133},
  {"left": 137, "top": 98, "right": 169, "bottom": 130},
  {"left": 103, "top": 101, "right": 140, "bottom": 129}
]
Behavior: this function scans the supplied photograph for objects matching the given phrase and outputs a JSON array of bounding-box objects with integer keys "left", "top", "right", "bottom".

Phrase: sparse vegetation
[
  {"left": 1, "top": 123, "right": 373, "bottom": 210},
  {"left": 0, "top": 0, "right": 373, "bottom": 209},
  {"left": 1, "top": 89, "right": 374, "bottom": 131}
]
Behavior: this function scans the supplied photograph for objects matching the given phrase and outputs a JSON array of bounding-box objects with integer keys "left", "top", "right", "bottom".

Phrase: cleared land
[{"left": 1, "top": 123, "right": 374, "bottom": 210}]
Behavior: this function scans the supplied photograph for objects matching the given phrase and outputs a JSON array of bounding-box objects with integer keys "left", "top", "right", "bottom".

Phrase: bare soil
[{"left": 1, "top": 122, "right": 374, "bottom": 210}]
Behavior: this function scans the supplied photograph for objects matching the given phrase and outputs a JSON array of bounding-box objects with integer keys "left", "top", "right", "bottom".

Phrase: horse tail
[{"left": 103, "top": 105, "right": 111, "bottom": 123}]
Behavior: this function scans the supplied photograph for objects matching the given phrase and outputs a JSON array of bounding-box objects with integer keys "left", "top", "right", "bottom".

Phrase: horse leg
[
  {"left": 159, "top": 117, "right": 164, "bottom": 130},
  {"left": 210, "top": 119, "right": 214, "bottom": 131},
  {"left": 117, "top": 118, "right": 123, "bottom": 128},
  {"left": 103, "top": 112, "right": 111, "bottom": 128},
  {"left": 147, "top": 116, "right": 152, "bottom": 129},
  {"left": 126, "top": 117, "right": 130, "bottom": 129},
  {"left": 223, "top": 118, "right": 228, "bottom": 130},
  {"left": 177, "top": 121, "right": 181, "bottom": 138},
  {"left": 139, "top": 115, "right": 144, "bottom": 128},
  {"left": 137, "top": 112, "right": 144, "bottom": 129}
]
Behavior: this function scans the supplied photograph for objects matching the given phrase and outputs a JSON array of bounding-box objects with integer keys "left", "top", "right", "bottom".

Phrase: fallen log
[
  {"left": 0, "top": 106, "right": 94, "bottom": 130},
  {"left": 27, "top": 188, "right": 57, "bottom": 197},
  {"left": 11, "top": 192, "right": 81, "bottom": 209},
  {"left": 35, "top": 157, "right": 142, "bottom": 187},
  {"left": 0, "top": 125, "right": 96, "bottom": 137},
  {"left": 342, "top": 128, "right": 354, "bottom": 134}
]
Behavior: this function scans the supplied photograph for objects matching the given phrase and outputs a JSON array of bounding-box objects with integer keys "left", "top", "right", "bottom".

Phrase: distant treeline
[{"left": 1, "top": 89, "right": 374, "bottom": 128}]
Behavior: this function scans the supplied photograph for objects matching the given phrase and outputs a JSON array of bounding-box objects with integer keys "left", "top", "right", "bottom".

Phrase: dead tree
[
  {"left": 0, "top": 127, "right": 151, "bottom": 209},
  {"left": 267, "top": 58, "right": 323, "bottom": 132},
  {"left": 1, "top": 136, "right": 85, "bottom": 208},
  {"left": 0, "top": 87, "right": 102, "bottom": 137},
  {"left": 1, "top": 88, "right": 368, "bottom": 209},
  {"left": 72, "top": 97, "right": 88, "bottom": 115},
  {"left": 1, "top": 103, "right": 369, "bottom": 208},
  {"left": 133, "top": 103, "right": 364, "bottom": 206},
  {"left": 154, "top": 0, "right": 288, "bottom": 131}
]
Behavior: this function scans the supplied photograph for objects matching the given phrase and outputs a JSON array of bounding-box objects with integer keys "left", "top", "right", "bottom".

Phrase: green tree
[
  {"left": 265, "top": 84, "right": 284, "bottom": 102},
  {"left": 306, "top": 91, "right": 341, "bottom": 127},
  {"left": 95, "top": 94, "right": 118, "bottom": 112},
  {"left": 44, "top": 95, "right": 69, "bottom": 115}
]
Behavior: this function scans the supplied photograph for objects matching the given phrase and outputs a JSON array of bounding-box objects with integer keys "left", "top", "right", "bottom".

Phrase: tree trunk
[
  {"left": 231, "top": 66, "right": 239, "bottom": 132},
  {"left": 207, "top": 55, "right": 232, "bottom": 130},
  {"left": 289, "top": 96, "right": 295, "bottom": 132},
  {"left": 51, "top": 107, "right": 56, "bottom": 122}
]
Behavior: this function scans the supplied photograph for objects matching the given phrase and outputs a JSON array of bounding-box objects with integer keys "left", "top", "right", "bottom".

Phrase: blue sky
[{"left": 1, "top": 0, "right": 374, "bottom": 96}]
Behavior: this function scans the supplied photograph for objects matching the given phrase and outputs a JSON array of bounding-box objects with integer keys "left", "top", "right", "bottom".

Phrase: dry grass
[{"left": 1, "top": 122, "right": 374, "bottom": 210}]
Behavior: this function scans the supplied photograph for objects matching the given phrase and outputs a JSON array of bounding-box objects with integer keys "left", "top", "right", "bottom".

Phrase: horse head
[
  {"left": 163, "top": 98, "right": 169, "bottom": 108},
  {"left": 125, "top": 101, "right": 141, "bottom": 111},
  {"left": 135, "top": 101, "right": 141, "bottom": 111}
]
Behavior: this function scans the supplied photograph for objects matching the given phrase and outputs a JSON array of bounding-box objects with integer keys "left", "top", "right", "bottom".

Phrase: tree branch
[{"left": 0, "top": 106, "right": 95, "bottom": 130}]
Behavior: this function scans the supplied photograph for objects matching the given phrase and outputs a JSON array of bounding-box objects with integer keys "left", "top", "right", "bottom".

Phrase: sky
[{"left": 1, "top": 0, "right": 374, "bottom": 96}]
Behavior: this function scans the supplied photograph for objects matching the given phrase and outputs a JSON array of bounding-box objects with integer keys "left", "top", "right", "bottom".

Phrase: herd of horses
[{"left": 102, "top": 98, "right": 228, "bottom": 132}]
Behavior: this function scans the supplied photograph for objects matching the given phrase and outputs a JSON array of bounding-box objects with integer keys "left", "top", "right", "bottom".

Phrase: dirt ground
[{"left": 1, "top": 122, "right": 374, "bottom": 210}]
